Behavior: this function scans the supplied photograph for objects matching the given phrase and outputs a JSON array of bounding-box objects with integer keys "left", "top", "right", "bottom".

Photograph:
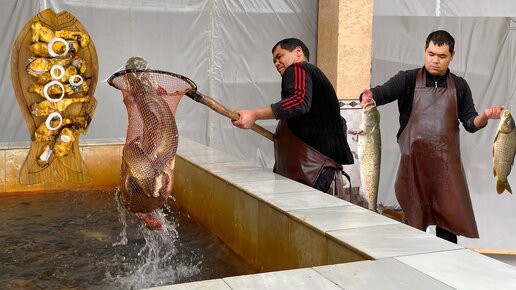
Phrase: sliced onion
[
  {"left": 45, "top": 112, "right": 63, "bottom": 131},
  {"left": 43, "top": 80, "right": 65, "bottom": 102},
  {"left": 69, "top": 74, "right": 83, "bottom": 86},
  {"left": 48, "top": 37, "right": 69, "bottom": 57},
  {"left": 50, "top": 64, "right": 65, "bottom": 80}
]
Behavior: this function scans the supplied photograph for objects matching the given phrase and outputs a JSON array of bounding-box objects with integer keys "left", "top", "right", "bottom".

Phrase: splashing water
[{"left": 108, "top": 188, "right": 201, "bottom": 289}]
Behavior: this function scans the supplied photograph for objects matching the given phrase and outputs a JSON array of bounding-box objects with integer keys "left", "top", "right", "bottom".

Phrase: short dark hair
[
  {"left": 272, "top": 38, "right": 310, "bottom": 61},
  {"left": 426, "top": 30, "right": 455, "bottom": 54}
]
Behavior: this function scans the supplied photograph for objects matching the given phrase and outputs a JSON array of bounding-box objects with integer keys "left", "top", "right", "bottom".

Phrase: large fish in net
[
  {"left": 109, "top": 57, "right": 185, "bottom": 229},
  {"left": 109, "top": 62, "right": 274, "bottom": 228}
]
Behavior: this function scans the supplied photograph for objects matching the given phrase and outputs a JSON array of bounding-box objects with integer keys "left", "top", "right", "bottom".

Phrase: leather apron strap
[
  {"left": 274, "top": 120, "right": 344, "bottom": 195},
  {"left": 394, "top": 69, "right": 479, "bottom": 238}
]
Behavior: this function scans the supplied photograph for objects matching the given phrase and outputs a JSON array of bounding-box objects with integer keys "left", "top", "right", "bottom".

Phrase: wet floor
[{"left": 0, "top": 190, "right": 256, "bottom": 289}]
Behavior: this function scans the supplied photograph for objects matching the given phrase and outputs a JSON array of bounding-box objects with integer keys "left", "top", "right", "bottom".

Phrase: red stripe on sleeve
[{"left": 282, "top": 63, "right": 306, "bottom": 110}]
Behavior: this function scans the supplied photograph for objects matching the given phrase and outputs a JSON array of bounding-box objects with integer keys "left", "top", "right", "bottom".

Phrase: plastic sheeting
[
  {"left": 1, "top": 0, "right": 318, "bottom": 170},
  {"left": 374, "top": 0, "right": 516, "bottom": 17},
  {"left": 371, "top": 16, "right": 516, "bottom": 248}
]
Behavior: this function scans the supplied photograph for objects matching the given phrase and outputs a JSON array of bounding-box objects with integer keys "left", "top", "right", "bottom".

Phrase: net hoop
[{"left": 107, "top": 69, "right": 197, "bottom": 94}]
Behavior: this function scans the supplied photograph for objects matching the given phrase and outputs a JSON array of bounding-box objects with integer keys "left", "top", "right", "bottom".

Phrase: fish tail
[{"left": 496, "top": 179, "right": 513, "bottom": 194}]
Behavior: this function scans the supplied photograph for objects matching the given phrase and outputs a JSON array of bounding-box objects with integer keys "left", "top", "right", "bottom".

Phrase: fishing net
[{"left": 108, "top": 66, "right": 194, "bottom": 213}]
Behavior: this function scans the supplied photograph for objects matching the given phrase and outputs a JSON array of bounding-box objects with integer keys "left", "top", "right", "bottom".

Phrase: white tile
[
  {"left": 396, "top": 249, "right": 516, "bottom": 290},
  {"left": 215, "top": 168, "right": 287, "bottom": 183},
  {"left": 328, "top": 223, "right": 463, "bottom": 259},
  {"left": 143, "top": 278, "right": 231, "bottom": 290},
  {"left": 259, "top": 190, "right": 351, "bottom": 212},
  {"left": 177, "top": 147, "right": 225, "bottom": 158},
  {"left": 200, "top": 160, "right": 260, "bottom": 173},
  {"left": 223, "top": 268, "right": 342, "bottom": 290},
  {"left": 314, "top": 258, "right": 454, "bottom": 290},
  {"left": 237, "top": 179, "right": 315, "bottom": 196},
  {"left": 181, "top": 152, "right": 241, "bottom": 165},
  {"left": 289, "top": 205, "right": 397, "bottom": 233}
]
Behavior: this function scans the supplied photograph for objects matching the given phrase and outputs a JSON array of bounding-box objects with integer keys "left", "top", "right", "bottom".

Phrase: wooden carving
[{"left": 10, "top": 9, "right": 98, "bottom": 184}]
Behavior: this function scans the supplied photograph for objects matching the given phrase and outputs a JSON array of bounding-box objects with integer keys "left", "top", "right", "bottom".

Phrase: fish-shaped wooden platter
[{"left": 11, "top": 8, "right": 98, "bottom": 184}]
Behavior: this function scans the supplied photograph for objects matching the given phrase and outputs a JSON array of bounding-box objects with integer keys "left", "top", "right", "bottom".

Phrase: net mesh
[{"left": 109, "top": 69, "right": 192, "bottom": 213}]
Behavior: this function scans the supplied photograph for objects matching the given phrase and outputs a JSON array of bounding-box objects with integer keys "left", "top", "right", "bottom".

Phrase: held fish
[
  {"left": 119, "top": 56, "right": 178, "bottom": 217},
  {"left": 493, "top": 109, "right": 516, "bottom": 194},
  {"left": 124, "top": 57, "right": 178, "bottom": 162},
  {"left": 121, "top": 139, "right": 158, "bottom": 198},
  {"left": 356, "top": 101, "right": 381, "bottom": 211}
]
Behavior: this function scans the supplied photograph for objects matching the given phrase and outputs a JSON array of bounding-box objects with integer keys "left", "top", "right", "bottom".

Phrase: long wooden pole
[{"left": 186, "top": 91, "right": 274, "bottom": 141}]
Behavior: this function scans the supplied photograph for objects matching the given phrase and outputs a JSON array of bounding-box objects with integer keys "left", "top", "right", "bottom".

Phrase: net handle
[
  {"left": 107, "top": 69, "right": 274, "bottom": 141},
  {"left": 186, "top": 91, "right": 274, "bottom": 141}
]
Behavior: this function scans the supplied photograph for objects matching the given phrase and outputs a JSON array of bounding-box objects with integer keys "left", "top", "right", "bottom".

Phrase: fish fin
[
  {"left": 493, "top": 167, "right": 496, "bottom": 177},
  {"left": 497, "top": 180, "right": 512, "bottom": 194}
]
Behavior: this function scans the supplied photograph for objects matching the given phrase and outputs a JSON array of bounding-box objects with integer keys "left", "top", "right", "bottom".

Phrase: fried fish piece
[
  {"left": 31, "top": 21, "right": 54, "bottom": 43},
  {"left": 30, "top": 40, "right": 79, "bottom": 58},
  {"left": 53, "top": 127, "right": 80, "bottom": 157},
  {"left": 30, "top": 96, "right": 91, "bottom": 116},
  {"left": 28, "top": 81, "right": 89, "bottom": 97},
  {"left": 33, "top": 66, "right": 79, "bottom": 84},
  {"left": 33, "top": 116, "right": 88, "bottom": 142},
  {"left": 55, "top": 29, "right": 90, "bottom": 47}
]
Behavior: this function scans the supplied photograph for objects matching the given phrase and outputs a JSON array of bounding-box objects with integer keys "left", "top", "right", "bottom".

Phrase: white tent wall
[
  {"left": 1, "top": 0, "right": 318, "bottom": 170},
  {"left": 372, "top": 2, "right": 516, "bottom": 249}
]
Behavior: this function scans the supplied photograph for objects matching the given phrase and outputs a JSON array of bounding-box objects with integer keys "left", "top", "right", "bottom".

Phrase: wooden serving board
[{"left": 10, "top": 8, "right": 98, "bottom": 184}]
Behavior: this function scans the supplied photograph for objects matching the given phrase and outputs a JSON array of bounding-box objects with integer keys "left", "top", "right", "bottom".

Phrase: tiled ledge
[{"left": 164, "top": 137, "right": 516, "bottom": 290}]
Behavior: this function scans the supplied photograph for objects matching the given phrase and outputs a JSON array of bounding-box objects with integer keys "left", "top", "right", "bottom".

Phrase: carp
[
  {"left": 352, "top": 101, "right": 381, "bottom": 211},
  {"left": 119, "top": 56, "right": 178, "bottom": 228},
  {"left": 493, "top": 109, "right": 516, "bottom": 194}
]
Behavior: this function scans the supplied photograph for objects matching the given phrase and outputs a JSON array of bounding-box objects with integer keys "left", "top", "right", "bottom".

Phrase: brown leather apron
[
  {"left": 274, "top": 120, "right": 344, "bottom": 195},
  {"left": 395, "top": 69, "right": 478, "bottom": 238}
]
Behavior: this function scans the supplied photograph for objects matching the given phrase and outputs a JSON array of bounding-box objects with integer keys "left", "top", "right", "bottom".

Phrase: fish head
[
  {"left": 125, "top": 56, "right": 148, "bottom": 70},
  {"left": 499, "top": 110, "right": 515, "bottom": 134}
]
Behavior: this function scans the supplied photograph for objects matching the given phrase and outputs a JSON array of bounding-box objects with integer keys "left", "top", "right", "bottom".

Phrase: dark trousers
[{"left": 436, "top": 226, "right": 458, "bottom": 244}]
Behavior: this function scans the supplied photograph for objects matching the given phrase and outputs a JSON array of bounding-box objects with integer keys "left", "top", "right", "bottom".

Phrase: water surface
[{"left": 0, "top": 190, "right": 255, "bottom": 289}]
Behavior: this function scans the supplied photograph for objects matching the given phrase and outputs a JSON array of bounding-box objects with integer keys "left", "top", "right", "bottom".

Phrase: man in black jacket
[
  {"left": 360, "top": 30, "right": 504, "bottom": 243},
  {"left": 232, "top": 38, "right": 353, "bottom": 193}
]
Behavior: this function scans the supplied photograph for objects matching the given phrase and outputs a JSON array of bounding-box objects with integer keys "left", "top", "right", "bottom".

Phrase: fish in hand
[{"left": 493, "top": 109, "right": 516, "bottom": 194}]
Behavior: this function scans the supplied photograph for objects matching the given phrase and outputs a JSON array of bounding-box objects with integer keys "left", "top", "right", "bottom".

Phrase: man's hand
[
  {"left": 474, "top": 105, "right": 505, "bottom": 128},
  {"left": 232, "top": 109, "right": 257, "bottom": 129},
  {"left": 360, "top": 89, "right": 374, "bottom": 108},
  {"left": 484, "top": 106, "right": 505, "bottom": 119},
  {"left": 232, "top": 106, "right": 275, "bottom": 129}
]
